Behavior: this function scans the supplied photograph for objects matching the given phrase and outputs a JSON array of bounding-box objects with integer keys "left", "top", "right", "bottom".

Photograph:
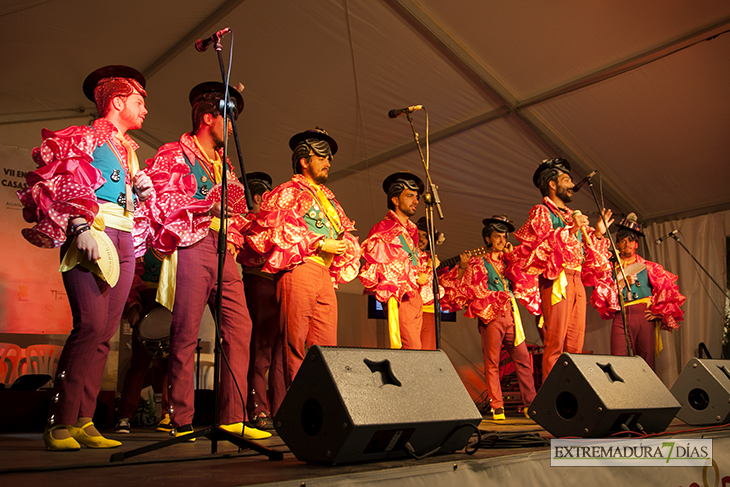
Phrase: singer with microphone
[
  {"left": 512, "top": 158, "right": 614, "bottom": 380},
  {"left": 143, "top": 82, "right": 270, "bottom": 441},
  {"left": 591, "top": 214, "right": 685, "bottom": 369}
]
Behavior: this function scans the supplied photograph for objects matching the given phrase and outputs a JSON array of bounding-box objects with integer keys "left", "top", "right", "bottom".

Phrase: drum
[{"left": 136, "top": 306, "right": 172, "bottom": 358}]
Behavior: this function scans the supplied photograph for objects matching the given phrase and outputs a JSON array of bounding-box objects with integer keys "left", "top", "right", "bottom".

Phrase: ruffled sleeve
[
  {"left": 359, "top": 219, "right": 421, "bottom": 303},
  {"left": 143, "top": 142, "right": 214, "bottom": 254},
  {"left": 645, "top": 260, "right": 686, "bottom": 331},
  {"left": 438, "top": 265, "right": 465, "bottom": 312},
  {"left": 504, "top": 250, "right": 541, "bottom": 315},
  {"left": 460, "top": 257, "right": 511, "bottom": 323},
  {"left": 580, "top": 233, "right": 612, "bottom": 287},
  {"left": 246, "top": 183, "right": 323, "bottom": 273},
  {"left": 17, "top": 125, "right": 103, "bottom": 248},
  {"left": 513, "top": 204, "right": 582, "bottom": 279},
  {"left": 590, "top": 272, "right": 620, "bottom": 320}
]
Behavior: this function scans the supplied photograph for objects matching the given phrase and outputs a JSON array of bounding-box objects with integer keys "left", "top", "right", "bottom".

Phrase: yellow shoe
[
  {"left": 524, "top": 408, "right": 531, "bottom": 419},
  {"left": 173, "top": 424, "right": 196, "bottom": 442},
  {"left": 156, "top": 413, "right": 172, "bottom": 432},
  {"left": 67, "top": 422, "right": 121, "bottom": 449},
  {"left": 43, "top": 426, "right": 81, "bottom": 451},
  {"left": 492, "top": 408, "right": 506, "bottom": 421},
  {"left": 219, "top": 422, "right": 272, "bottom": 440}
]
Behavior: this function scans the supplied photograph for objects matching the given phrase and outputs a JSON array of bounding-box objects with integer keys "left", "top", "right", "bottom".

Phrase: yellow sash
[
  {"left": 387, "top": 297, "right": 402, "bottom": 349},
  {"left": 422, "top": 303, "right": 434, "bottom": 313},
  {"left": 510, "top": 296, "right": 526, "bottom": 347},
  {"left": 156, "top": 251, "right": 178, "bottom": 312},
  {"left": 551, "top": 270, "right": 568, "bottom": 306}
]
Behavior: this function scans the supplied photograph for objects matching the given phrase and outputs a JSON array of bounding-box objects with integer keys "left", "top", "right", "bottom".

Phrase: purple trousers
[
  {"left": 168, "top": 231, "right": 252, "bottom": 427},
  {"left": 479, "top": 306, "right": 536, "bottom": 410},
  {"left": 50, "top": 227, "right": 135, "bottom": 426},
  {"left": 243, "top": 272, "right": 286, "bottom": 418},
  {"left": 610, "top": 303, "right": 656, "bottom": 369}
]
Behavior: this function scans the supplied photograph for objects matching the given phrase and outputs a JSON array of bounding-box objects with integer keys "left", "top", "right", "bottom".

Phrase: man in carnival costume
[
  {"left": 245, "top": 128, "right": 360, "bottom": 384},
  {"left": 512, "top": 158, "right": 613, "bottom": 380},
  {"left": 443, "top": 215, "right": 539, "bottom": 420},
  {"left": 360, "top": 172, "right": 441, "bottom": 350},
  {"left": 18, "top": 65, "right": 153, "bottom": 450},
  {"left": 144, "top": 82, "right": 268, "bottom": 440},
  {"left": 591, "top": 213, "right": 685, "bottom": 369}
]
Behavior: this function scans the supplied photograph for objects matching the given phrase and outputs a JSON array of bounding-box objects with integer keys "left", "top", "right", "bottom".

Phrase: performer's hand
[
  {"left": 227, "top": 242, "right": 238, "bottom": 258},
  {"left": 416, "top": 272, "right": 429, "bottom": 286},
  {"left": 459, "top": 252, "right": 470, "bottom": 268},
  {"left": 433, "top": 256, "right": 440, "bottom": 268},
  {"left": 503, "top": 242, "right": 514, "bottom": 253},
  {"left": 571, "top": 213, "right": 589, "bottom": 234},
  {"left": 76, "top": 230, "right": 100, "bottom": 262},
  {"left": 210, "top": 202, "right": 235, "bottom": 218},
  {"left": 595, "top": 208, "right": 614, "bottom": 237},
  {"left": 626, "top": 274, "right": 637, "bottom": 285},
  {"left": 322, "top": 239, "right": 347, "bottom": 255},
  {"left": 133, "top": 172, "right": 154, "bottom": 201},
  {"left": 644, "top": 309, "right": 661, "bottom": 321}
]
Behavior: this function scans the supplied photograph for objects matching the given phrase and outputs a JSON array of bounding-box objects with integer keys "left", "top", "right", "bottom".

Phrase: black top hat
[
  {"left": 288, "top": 127, "right": 338, "bottom": 155},
  {"left": 189, "top": 82, "right": 244, "bottom": 119},
  {"left": 482, "top": 214, "right": 515, "bottom": 233},
  {"left": 617, "top": 212, "right": 644, "bottom": 237},
  {"left": 382, "top": 171, "right": 425, "bottom": 195},
  {"left": 82, "top": 65, "right": 146, "bottom": 102},
  {"left": 532, "top": 158, "right": 571, "bottom": 188}
]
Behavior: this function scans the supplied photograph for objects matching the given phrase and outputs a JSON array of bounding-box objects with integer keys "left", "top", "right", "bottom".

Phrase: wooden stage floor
[{"left": 0, "top": 416, "right": 726, "bottom": 487}]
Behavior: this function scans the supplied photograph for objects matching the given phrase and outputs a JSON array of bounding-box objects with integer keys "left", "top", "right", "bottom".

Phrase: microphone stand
[
  {"left": 583, "top": 176, "right": 633, "bottom": 357},
  {"left": 111, "top": 30, "right": 281, "bottom": 463},
  {"left": 665, "top": 234, "right": 730, "bottom": 301},
  {"left": 405, "top": 111, "right": 444, "bottom": 349}
]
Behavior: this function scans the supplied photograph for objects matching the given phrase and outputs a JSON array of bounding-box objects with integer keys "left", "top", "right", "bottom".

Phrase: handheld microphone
[
  {"left": 571, "top": 210, "right": 592, "bottom": 247},
  {"left": 655, "top": 230, "right": 678, "bottom": 245},
  {"left": 195, "top": 27, "right": 231, "bottom": 52},
  {"left": 388, "top": 105, "right": 423, "bottom": 119},
  {"left": 572, "top": 170, "right": 597, "bottom": 193}
]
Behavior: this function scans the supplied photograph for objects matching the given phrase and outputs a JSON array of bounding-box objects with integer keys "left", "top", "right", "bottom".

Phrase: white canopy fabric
[{"left": 1, "top": 0, "right": 728, "bottom": 386}]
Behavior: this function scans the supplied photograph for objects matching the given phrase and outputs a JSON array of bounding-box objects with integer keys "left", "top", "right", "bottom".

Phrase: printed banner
[
  {"left": 0, "top": 144, "right": 72, "bottom": 334},
  {"left": 551, "top": 438, "right": 712, "bottom": 467}
]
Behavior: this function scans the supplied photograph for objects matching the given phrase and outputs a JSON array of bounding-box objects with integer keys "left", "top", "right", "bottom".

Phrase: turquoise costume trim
[
  {"left": 93, "top": 142, "right": 137, "bottom": 208},
  {"left": 623, "top": 268, "right": 653, "bottom": 302}
]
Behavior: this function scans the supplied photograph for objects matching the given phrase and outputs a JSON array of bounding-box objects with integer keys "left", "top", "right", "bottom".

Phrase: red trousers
[
  {"left": 610, "top": 303, "right": 656, "bottom": 369},
  {"left": 395, "top": 293, "right": 423, "bottom": 350},
  {"left": 276, "top": 260, "right": 337, "bottom": 385},
  {"left": 420, "top": 311, "right": 436, "bottom": 350},
  {"left": 168, "top": 231, "right": 252, "bottom": 427},
  {"left": 539, "top": 269, "right": 586, "bottom": 381},
  {"left": 479, "top": 307, "right": 536, "bottom": 410},
  {"left": 51, "top": 228, "right": 135, "bottom": 426},
  {"left": 243, "top": 272, "right": 286, "bottom": 417}
]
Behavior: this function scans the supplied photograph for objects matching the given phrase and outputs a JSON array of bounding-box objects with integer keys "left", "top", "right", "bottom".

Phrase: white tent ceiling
[{"left": 2, "top": 0, "right": 729, "bottom": 260}]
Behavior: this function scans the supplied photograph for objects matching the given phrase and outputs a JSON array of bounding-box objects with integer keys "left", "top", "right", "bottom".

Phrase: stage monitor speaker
[
  {"left": 274, "top": 345, "right": 482, "bottom": 464},
  {"left": 528, "top": 353, "right": 680, "bottom": 438},
  {"left": 670, "top": 358, "right": 730, "bottom": 425}
]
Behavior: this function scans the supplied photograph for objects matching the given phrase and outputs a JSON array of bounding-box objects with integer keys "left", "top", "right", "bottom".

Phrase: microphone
[
  {"left": 655, "top": 230, "right": 678, "bottom": 245},
  {"left": 572, "top": 170, "right": 597, "bottom": 193},
  {"left": 571, "top": 210, "right": 592, "bottom": 247},
  {"left": 388, "top": 105, "right": 423, "bottom": 119},
  {"left": 195, "top": 27, "right": 231, "bottom": 52}
]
